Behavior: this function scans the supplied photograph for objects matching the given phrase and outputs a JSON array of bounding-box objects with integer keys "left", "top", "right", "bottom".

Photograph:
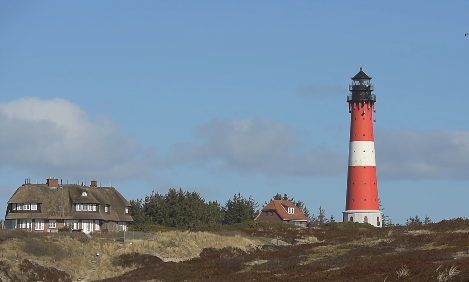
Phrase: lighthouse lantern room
[{"left": 343, "top": 67, "right": 382, "bottom": 227}]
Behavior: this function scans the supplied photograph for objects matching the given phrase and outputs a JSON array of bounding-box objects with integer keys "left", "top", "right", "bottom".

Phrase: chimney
[
  {"left": 47, "top": 178, "right": 58, "bottom": 187},
  {"left": 90, "top": 180, "right": 98, "bottom": 187}
]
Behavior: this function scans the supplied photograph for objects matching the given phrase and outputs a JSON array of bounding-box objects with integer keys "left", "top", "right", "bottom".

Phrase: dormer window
[
  {"left": 10, "top": 203, "right": 39, "bottom": 212},
  {"left": 125, "top": 207, "right": 129, "bottom": 214},
  {"left": 287, "top": 207, "right": 295, "bottom": 214},
  {"left": 75, "top": 204, "right": 97, "bottom": 212},
  {"left": 105, "top": 205, "right": 109, "bottom": 213},
  {"left": 81, "top": 192, "right": 88, "bottom": 197}
]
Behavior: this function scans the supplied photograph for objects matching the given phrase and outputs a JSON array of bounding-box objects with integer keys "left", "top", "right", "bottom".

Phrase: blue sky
[{"left": 1, "top": 1, "right": 468, "bottom": 224}]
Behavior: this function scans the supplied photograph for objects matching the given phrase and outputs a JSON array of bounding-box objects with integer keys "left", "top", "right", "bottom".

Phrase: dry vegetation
[
  {"left": 0, "top": 229, "right": 264, "bottom": 281},
  {"left": 1, "top": 219, "right": 469, "bottom": 281}
]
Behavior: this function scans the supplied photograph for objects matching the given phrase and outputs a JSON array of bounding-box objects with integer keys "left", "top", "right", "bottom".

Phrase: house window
[
  {"left": 82, "top": 220, "right": 93, "bottom": 233},
  {"left": 31, "top": 203, "right": 37, "bottom": 211},
  {"left": 105, "top": 205, "right": 109, "bottom": 212},
  {"left": 125, "top": 207, "right": 129, "bottom": 214},
  {"left": 19, "top": 219, "right": 32, "bottom": 229},
  {"left": 35, "top": 219, "right": 44, "bottom": 230},
  {"left": 65, "top": 220, "right": 79, "bottom": 230},
  {"left": 118, "top": 222, "right": 127, "bottom": 232},
  {"left": 17, "top": 204, "right": 22, "bottom": 211},
  {"left": 75, "top": 204, "right": 97, "bottom": 212},
  {"left": 287, "top": 207, "right": 295, "bottom": 214},
  {"left": 23, "top": 203, "right": 30, "bottom": 211},
  {"left": 49, "top": 220, "right": 56, "bottom": 229},
  {"left": 81, "top": 192, "right": 88, "bottom": 197},
  {"left": 11, "top": 204, "right": 16, "bottom": 211},
  {"left": 95, "top": 220, "right": 100, "bottom": 231}
]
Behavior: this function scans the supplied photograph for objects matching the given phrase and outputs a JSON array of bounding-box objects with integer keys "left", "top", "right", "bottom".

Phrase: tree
[
  {"left": 223, "top": 193, "right": 259, "bottom": 225},
  {"left": 423, "top": 215, "right": 432, "bottom": 225},
  {"left": 129, "top": 198, "right": 147, "bottom": 224},
  {"left": 294, "top": 200, "right": 311, "bottom": 220},
  {"left": 378, "top": 198, "right": 393, "bottom": 226},
  {"left": 205, "top": 200, "right": 224, "bottom": 226},
  {"left": 143, "top": 191, "right": 165, "bottom": 225},
  {"left": 317, "top": 206, "right": 327, "bottom": 226},
  {"left": 138, "top": 188, "right": 225, "bottom": 229},
  {"left": 406, "top": 215, "right": 423, "bottom": 226}
]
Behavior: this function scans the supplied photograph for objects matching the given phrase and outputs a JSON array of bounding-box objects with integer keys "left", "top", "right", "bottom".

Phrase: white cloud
[
  {"left": 163, "top": 122, "right": 469, "bottom": 180},
  {"left": 7, "top": 98, "right": 463, "bottom": 182},
  {"left": 163, "top": 118, "right": 346, "bottom": 176},
  {"left": 376, "top": 129, "right": 469, "bottom": 179},
  {"left": 0, "top": 97, "right": 149, "bottom": 180}
]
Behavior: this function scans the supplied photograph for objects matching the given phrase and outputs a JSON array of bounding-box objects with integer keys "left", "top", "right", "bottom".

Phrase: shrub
[
  {"left": 22, "top": 238, "right": 70, "bottom": 261},
  {"left": 323, "top": 221, "right": 375, "bottom": 230},
  {"left": 113, "top": 252, "right": 163, "bottom": 268},
  {"left": 58, "top": 226, "right": 71, "bottom": 232}
]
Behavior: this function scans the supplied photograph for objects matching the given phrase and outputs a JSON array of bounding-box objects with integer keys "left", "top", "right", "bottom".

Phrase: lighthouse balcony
[
  {"left": 347, "top": 94, "right": 376, "bottom": 102},
  {"left": 349, "top": 84, "right": 374, "bottom": 91}
]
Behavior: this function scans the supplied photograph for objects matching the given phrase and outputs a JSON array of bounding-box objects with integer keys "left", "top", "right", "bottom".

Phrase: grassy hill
[{"left": 1, "top": 219, "right": 469, "bottom": 281}]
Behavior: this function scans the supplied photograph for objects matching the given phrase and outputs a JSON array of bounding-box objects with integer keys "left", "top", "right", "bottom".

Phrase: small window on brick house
[
  {"left": 287, "top": 207, "right": 295, "bottom": 214},
  {"left": 35, "top": 219, "right": 44, "bottom": 231}
]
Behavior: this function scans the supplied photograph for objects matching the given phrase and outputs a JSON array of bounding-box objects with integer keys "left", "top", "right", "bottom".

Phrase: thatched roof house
[{"left": 4, "top": 178, "right": 133, "bottom": 233}]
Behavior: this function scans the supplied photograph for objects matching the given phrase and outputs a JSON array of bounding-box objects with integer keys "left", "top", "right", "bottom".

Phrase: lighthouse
[{"left": 343, "top": 67, "right": 382, "bottom": 227}]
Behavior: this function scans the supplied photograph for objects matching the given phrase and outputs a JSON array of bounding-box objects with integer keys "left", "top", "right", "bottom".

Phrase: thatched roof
[{"left": 6, "top": 184, "right": 133, "bottom": 222}]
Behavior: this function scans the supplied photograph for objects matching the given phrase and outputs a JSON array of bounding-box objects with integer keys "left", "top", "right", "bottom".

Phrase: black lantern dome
[{"left": 347, "top": 67, "right": 376, "bottom": 103}]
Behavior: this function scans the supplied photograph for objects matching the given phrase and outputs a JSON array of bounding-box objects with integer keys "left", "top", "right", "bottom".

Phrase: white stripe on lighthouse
[{"left": 348, "top": 141, "right": 376, "bottom": 166}]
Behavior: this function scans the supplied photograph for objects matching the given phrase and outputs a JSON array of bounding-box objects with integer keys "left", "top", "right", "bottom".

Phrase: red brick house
[
  {"left": 255, "top": 200, "right": 308, "bottom": 227},
  {"left": 4, "top": 178, "right": 133, "bottom": 233}
]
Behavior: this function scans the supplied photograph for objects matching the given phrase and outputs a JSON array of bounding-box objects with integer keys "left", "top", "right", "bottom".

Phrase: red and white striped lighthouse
[{"left": 343, "top": 67, "right": 382, "bottom": 227}]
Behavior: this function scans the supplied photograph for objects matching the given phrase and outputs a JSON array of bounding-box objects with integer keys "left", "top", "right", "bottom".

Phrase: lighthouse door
[{"left": 364, "top": 216, "right": 368, "bottom": 224}]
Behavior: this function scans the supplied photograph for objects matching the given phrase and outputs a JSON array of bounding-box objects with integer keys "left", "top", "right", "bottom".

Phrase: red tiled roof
[{"left": 261, "top": 200, "right": 308, "bottom": 221}]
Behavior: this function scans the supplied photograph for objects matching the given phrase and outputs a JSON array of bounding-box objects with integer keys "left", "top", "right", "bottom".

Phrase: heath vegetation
[{"left": 0, "top": 218, "right": 469, "bottom": 281}]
